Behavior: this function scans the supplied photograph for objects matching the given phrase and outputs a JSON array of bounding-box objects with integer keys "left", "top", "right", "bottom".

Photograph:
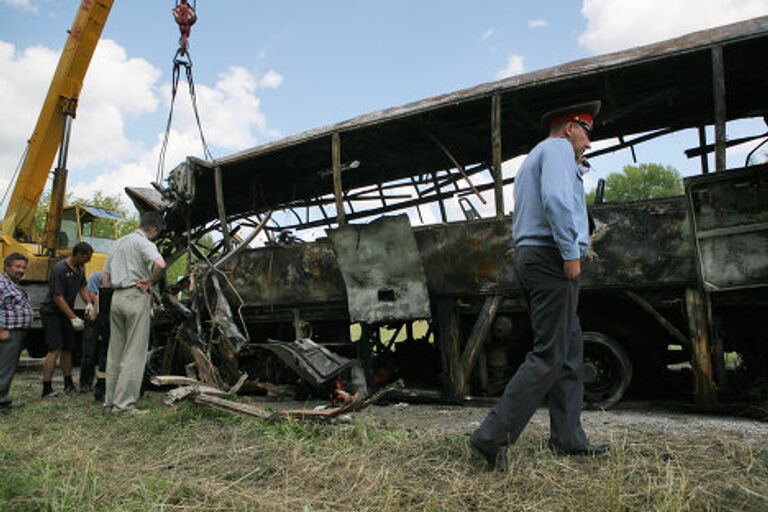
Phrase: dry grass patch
[{"left": 1, "top": 372, "right": 766, "bottom": 511}]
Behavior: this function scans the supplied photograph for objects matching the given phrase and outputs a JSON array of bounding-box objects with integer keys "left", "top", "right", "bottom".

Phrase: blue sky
[{"left": 1, "top": 0, "right": 767, "bottom": 226}]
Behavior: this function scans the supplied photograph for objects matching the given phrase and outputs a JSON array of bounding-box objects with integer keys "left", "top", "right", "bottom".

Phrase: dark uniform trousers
[
  {"left": 79, "top": 289, "right": 112, "bottom": 391},
  {"left": 472, "top": 245, "right": 588, "bottom": 452}
]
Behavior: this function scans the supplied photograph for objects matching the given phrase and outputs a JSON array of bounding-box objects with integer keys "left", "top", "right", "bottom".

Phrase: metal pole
[
  {"left": 697, "top": 126, "right": 710, "bottom": 174},
  {"left": 214, "top": 166, "right": 232, "bottom": 251},
  {"left": 332, "top": 132, "right": 346, "bottom": 225},
  {"left": 711, "top": 46, "right": 726, "bottom": 172},
  {"left": 44, "top": 107, "right": 75, "bottom": 253},
  {"left": 491, "top": 94, "right": 504, "bottom": 218}
]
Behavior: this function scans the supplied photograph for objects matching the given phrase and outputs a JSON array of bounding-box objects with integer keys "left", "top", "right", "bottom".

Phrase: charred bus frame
[{"left": 130, "top": 16, "right": 768, "bottom": 408}]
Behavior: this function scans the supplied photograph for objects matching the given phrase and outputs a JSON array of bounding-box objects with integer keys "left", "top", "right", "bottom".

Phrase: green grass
[{"left": 1, "top": 370, "right": 766, "bottom": 511}]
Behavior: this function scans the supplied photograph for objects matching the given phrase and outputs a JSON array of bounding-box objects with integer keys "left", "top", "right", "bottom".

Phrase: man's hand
[
  {"left": 563, "top": 259, "right": 581, "bottom": 280},
  {"left": 0, "top": 329, "right": 10, "bottom": 341},
  {"left": 85, "top": 302, "right": 97, "bottom": 322},
  {"left": 70, "top": 317, "right": 85, "bottom": 332},
  {"left": 135, "top": 278, "right": 152, "bottom": 293}
]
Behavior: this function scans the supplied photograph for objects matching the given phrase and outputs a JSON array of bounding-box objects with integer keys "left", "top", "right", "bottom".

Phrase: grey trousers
[
  {"left": 106, "top": 288, "right": 151, "bottom": 410},
  {"left": 0, "top": 330, "right": 26, "bottom": 407},
  {"left": 471, "top": 246, "right": 588, "bottom": 452}
]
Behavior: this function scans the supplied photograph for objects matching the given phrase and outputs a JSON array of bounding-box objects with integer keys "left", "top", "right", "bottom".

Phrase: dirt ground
[
  {"left": 364, "top": 401, "right": 768, "bottom": 441},
  {"left": 17, "top": 359, "right": 768, "bottom": 445},
  {"left": 253, "top": 397, "right": 768, "bottom": 445}
]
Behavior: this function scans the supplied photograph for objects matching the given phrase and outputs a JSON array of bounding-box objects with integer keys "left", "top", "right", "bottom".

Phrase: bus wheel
[{"left": 583, "top": 331, "right": 633, "bottom": 409}]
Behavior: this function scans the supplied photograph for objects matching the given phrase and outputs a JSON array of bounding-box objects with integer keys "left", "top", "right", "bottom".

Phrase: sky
[{"left": 1, "top": 0, "right": 768, "bottom": 231}]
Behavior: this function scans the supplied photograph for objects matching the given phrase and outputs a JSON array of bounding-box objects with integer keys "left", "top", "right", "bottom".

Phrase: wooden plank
[
  {"left": 435, "top": 298, "right": 463, "bottom": 398},
  {"left": 711, "top": 46, "right": 726, "bottom": 172},
  {"left": 685, "top": 288, "right": 718, "bottom": 407},
  {"left": 165, "top": 385, "right": 231, "bottom": 406},
  {"left": 332, "top": 132, "right": 346, "bottom": 225},
  {"left": 491, "top": 94, "right": 504, "bottom": 218},
  {"left": 457, "top": 295, "right": 501, "bottom": 396},
  {"left": 151, "top": 375, "right": 203, "bottom": 387},
  {"left": 192, "top": 394, "right": 273, "bottom": 419}
]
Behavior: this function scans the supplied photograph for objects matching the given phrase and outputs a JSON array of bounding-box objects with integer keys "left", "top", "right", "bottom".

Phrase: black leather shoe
[
  {"left": 469, "top": 439, "right": 508, "bottom": 472},
  {"left": 549, "top": 441, "right": 610, "bottom": 456}
]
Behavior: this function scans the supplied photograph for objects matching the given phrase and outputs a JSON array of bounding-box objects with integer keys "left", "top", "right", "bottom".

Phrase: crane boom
[{"left": 1, "top": 0, "right": 114, "bottom": 245}]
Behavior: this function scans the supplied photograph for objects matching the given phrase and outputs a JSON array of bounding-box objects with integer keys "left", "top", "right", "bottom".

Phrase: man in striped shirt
[{"left": 0, "top": 253, "right": 33, "bottom": 415}]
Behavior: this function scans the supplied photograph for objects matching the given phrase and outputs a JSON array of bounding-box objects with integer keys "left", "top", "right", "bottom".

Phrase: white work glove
[
  {"left": 85, "top": 303, "right": 97, "bottom": 322},
  {"left": 70, "top": 317, "right": 85, "bottom": 332}
]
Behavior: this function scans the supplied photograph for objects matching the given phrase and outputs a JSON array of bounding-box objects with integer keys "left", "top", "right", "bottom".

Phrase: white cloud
[
  {"left": 0, "top": 36, "right": 282, "bottom": 209},
  {"left": 482, "top": 27, "right": 495, "bottom": 40},
  {"left": 163, "top": 66, "right": 281, "bottom": 153},
  {"left": 528, "top": 19, "right": 548, "bottom": 28},
  {"left": 2, "top": 0, "right": 37, "bottom": 12},
  {"left": 579, "top": 0, "right": 768, "bottom": 53},
  {"left": 69, "top": 129, "right": 203, "bottom": 200},
  {"left": 0, "top": 39, "right": 161, "bottom": 185},
  {"left": 495, "top": 54, "right": 525, "bottom": 79},
  {"left": 0, "top": 42, "right": 60, "bottom": 182},
  {"left": 70, "top": 39, "right": 162, "bottom": 168},
  {"left": 258, "top": 69, "right": 283, "bottom": 89}
]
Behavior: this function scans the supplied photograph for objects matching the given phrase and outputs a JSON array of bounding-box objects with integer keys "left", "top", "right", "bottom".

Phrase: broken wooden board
[
  {"left": 191, "top": 393, "right": 273, "bottom": 419},
  {"left": 151, "top": 375, "right": 204, "bottom": 387},
  {"left": 165, "top": 384, "right": 233, "bottom": 406}
]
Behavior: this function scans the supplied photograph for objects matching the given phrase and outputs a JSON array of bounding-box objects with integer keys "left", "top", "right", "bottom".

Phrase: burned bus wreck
[{"left": 130, "top": 16, "right": 768, "bottom": 409}]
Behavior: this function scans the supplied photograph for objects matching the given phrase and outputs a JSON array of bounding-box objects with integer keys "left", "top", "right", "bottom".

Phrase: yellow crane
[{"left": 1, "top": 0, "right": 116, "bottom": 283}]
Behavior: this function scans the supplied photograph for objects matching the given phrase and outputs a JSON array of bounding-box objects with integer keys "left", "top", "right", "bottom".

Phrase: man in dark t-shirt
[{"left": 40, "top": 242, "right": 95, "bottom": 397}]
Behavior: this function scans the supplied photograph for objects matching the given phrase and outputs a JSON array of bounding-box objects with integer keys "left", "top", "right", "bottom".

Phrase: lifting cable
[{"left": 157, "top": 0, "right": 211, "bottom": 183}]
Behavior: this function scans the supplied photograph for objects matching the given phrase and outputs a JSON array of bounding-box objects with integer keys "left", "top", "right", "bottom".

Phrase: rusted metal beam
[
  {"left": 376, "top": 182, "right": 387, "bottom": 209},
  {"left": 278, "top": 174, "right": 517, "bottom": 231},
  {"left": 456, "top": 295, "right": 500, "bottom": 396},
  {"left": 623, "top": 291, "right": 689, "bottom": 348},
  {"left": 711, "top": 46, "right": 726, "bottom": 172},
  {"left": 410, "top": 176, "right": 425, "bottom": 224},
  {"left": 585, "top": 127, "right": 677, "bottom": 159},
  {"left": 431, "top": 171, "right": 448, "bottom": 223},
  {"left": 423, "top": 128, "right": 487, "bottom": 204},
  {"left": 418, "top": 163, "right": 488, "bottom": 196},
  {"left": 214, "top": 166, "right": 232, "bottom": 252},
  {"left": 491, "top": 94, "right": 504, "bottom": 218},
  {"left": 214, "top": 211, "right": 272, "bottom": 270},
  {"left": 697, "top": 126, "right": 710, "bottom": 174},
  {"left": 685, "top": 131, "right": 767, "bottom": 159},
  {"left": 332, "top": 132, "right": 346, "bottom": 225}
]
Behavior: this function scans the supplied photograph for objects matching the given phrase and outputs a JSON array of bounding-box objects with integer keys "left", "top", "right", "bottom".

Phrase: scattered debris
[
  {"left": 262, "top": 338, "right": 353, "bottom": 388},
  {"left": 158, "top": 375, "right": 405, "bottom": 422},
  {"left": 240, "top": 380, "right": 298, "bottom": 401}
]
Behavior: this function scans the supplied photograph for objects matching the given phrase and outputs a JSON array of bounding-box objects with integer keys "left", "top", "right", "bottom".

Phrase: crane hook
[{"left": 172, "top": 0, "right": 197, "bottom": 55}]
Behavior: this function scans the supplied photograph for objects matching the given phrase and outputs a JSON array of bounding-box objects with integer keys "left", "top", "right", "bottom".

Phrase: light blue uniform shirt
[
  {"left": 87, "top": 272, "right": 102, "bottom": 294},
  {"left": 512, "top": 137, "right": 589, "bottom": 260}
]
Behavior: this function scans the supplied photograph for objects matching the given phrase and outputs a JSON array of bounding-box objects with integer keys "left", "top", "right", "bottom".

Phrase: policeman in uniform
[{"left": 470, "top": 101, "right": 609, "bottom": 471}]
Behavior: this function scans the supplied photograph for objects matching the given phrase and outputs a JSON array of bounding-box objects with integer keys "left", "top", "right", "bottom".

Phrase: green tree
[{"left": 587, "top": 163, "right": 683, "bottom": 204}]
